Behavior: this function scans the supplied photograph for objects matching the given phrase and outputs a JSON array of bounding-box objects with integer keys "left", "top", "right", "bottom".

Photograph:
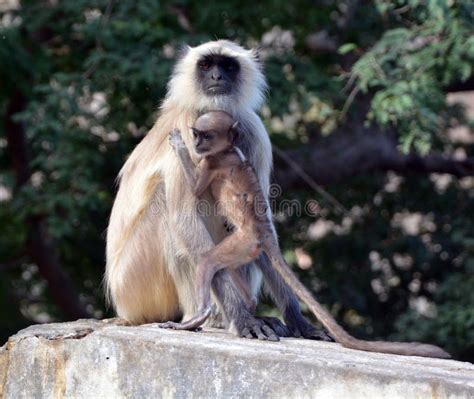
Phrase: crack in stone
[{"left": 34, "top": 328, "right": 95, "bottom": 341}]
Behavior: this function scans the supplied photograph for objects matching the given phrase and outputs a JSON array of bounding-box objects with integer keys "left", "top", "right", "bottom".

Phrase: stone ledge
[{"left": 1, "top": 319, "right": 473, "bottom": 398}]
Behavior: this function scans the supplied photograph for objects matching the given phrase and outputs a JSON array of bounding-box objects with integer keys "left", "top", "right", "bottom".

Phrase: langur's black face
[{"left": 196, "top": 54, "right": 240, "bottom": 96}]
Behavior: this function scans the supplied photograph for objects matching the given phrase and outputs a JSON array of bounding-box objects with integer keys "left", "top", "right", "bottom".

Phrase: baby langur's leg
[
  {"left": 159, "top": 233, "right": 254, "bottom": 331},
  {"left": 157, "top": 254, "right": 219, "bottom": 331}
]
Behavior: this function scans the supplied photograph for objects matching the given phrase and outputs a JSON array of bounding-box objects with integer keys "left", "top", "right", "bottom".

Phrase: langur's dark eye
[
  {"left": 192, "top": 130, "right": 198, "bottom": 138},
  {"left": 203, "top": 133, "right": 212, "bottom": 140},
  {"left": 198, "top": 61, "right": 211, "bottom": 71}
]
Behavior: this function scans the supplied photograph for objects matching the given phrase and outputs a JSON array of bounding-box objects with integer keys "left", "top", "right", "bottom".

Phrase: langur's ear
[
  {"left": 250, "top": 47, "right": 263, "bottom": 65},
  {"left": 228, "top": 121, "right": 240, "bottom": 144},
  {"left": 177, "top": 43, "right": 192, "bottom": 60}
]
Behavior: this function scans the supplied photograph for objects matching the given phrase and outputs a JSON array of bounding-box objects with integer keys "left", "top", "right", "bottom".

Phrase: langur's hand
[{"left": 169, "top": 128, "right": 186, "bottom": 150}]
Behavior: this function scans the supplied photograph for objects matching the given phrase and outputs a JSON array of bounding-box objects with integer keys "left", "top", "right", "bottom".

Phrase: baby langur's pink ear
[{"left": 228, "top": 121, "right": 240, "bottom": 144}]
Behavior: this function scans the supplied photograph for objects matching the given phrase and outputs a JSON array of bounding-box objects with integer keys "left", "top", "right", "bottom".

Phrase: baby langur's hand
[{"left": 169, "top": 128, "right": 186, "bottom": 150}]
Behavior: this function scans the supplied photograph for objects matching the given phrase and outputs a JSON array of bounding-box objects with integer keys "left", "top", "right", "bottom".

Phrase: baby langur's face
[{"left": 192, "top": 111, "right": 236, "bottom": 156}]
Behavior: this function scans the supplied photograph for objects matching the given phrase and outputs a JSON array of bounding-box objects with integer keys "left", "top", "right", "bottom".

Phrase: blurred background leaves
[{"left": 1, "top": 0, "right": 473, "bottom": 361}]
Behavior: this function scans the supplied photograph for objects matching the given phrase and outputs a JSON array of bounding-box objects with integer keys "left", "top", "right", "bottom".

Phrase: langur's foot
[
  {"left": 284, "top": 312, "right": 333, "bottom": 341},
  {"left": 232, "top": 314, "right": 280, "bottom": 342},
  {"left": 259, "top": 316, "right": 292, "bottom": 337},
  {"left": 157, "top": 321, "right": 202, "bottom": 332},
  {"left": 158, "top": 307, "right": 212, "bottom": 331},
  {"left": 300, "top": 324, "right": 333, "bottom": 341}
]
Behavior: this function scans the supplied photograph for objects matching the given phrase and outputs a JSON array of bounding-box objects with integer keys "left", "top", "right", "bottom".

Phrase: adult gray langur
[{"left": 105, "top": 40, "right": 328, "bottom": 341}]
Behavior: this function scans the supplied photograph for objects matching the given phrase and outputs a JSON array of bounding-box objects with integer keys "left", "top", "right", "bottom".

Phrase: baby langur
[{"left": 161, "top": 111, "right": 450, "bottom": 359}]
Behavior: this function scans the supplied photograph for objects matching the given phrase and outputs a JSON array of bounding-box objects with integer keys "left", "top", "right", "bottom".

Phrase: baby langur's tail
[{"left": 265, "top": 245, "right": 450, "bottom": 358}]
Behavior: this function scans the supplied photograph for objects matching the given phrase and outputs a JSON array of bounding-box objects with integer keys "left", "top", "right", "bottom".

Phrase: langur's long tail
[{"left": 268, "top": 252, "right": 450, "bottom": 358}]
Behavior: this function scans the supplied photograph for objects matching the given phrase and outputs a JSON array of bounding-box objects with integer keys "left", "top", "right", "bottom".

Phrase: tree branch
[
  {"left": 273, "top": 127, "right": 474, "bottom": 189},
  {"left": 445, "top": 76, "right": 474, "bottom": 93}
]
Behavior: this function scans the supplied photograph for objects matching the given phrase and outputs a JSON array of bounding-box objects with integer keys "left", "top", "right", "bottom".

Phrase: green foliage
[
  {"left": 1, "top": 0, "right": 473, "bottom": 361},
  {"left": 351, "top": 0, "right": 474, "bottom": 153}
]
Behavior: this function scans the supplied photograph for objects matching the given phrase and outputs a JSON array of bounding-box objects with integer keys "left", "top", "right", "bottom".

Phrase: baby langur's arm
[
  {"left": 169, "top": 128, "right": 197, "bottom": 187},
  {"left": 169, "top": 128, "right": 215, "bottom": 197},
  {"left": 192, "top": 162, "right": 215, "bottom": 197}
]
